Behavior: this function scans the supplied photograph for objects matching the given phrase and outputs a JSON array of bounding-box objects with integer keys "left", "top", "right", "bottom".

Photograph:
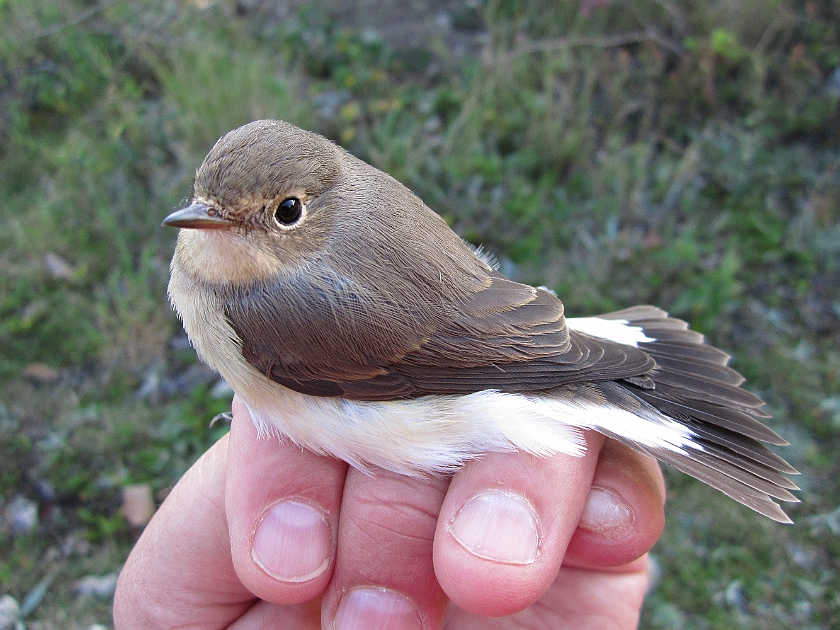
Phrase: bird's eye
[{"left": 275, "top": 197, "right": 303, "bottom": 226}]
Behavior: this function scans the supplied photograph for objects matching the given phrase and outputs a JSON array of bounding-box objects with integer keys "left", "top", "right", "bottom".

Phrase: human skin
[{"left": 114, "top": 395, "right": 666, "bottom": 629}]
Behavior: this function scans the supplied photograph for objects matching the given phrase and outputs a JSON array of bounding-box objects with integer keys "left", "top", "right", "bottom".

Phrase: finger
[
  {"left": 443, "top": 555, "right": 651, "bottom": 630},
  {"left": 563, "top": 439, "right": 666, "bottom": 569},
  {"left": 537, "top": 556, "right": 650, "bottom": 629},
  {"left": 321, "top": 468, "right": 451, "bottom": 630},
  {"left": 114, "top": 433, "right": 255, "bottom": 629},
  {"left": 227, "top": 599, "right": 322, "bottom": 629},
  {"left": 434, "top": 431, "right": 606, "bottom": 617},
  {"left": 226, "top": 396, "right": 349, "bottom": 605}
]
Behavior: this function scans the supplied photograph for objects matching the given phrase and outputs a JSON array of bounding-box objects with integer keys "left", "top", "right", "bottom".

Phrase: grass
[{"left": 0, "top": 0, "right": 838, "bottom": 627}]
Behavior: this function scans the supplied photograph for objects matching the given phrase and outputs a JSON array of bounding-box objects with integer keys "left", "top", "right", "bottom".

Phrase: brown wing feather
[{"left": 226, "top": 266, "right": 655, "bottom": 399}]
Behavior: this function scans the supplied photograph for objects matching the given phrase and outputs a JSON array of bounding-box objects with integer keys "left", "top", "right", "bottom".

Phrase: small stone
[
  {"left": 4, "top": 496, "right": 38, "bottom": 535},
  {"left": 22, "top": 363, "right": 60, "bottom": 384},
  {"left": 44, "top": 252, "right": 76, "bottom": 281},
  {"left": 121, "top": 484, "right": 155, "bottom": 528},
  {"left": 72, "top": 574, "right": 118, "bottom": 598},
  {"left": 59, "top": 533, "right": 93, "bottom": 558},
  {"left": 0, "top": 595, "right": 21, "bottom": 629}
]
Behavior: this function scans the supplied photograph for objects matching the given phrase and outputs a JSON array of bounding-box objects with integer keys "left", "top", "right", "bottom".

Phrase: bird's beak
[{"left": 162, "top": 202, "right": 234, "bottom": 230}]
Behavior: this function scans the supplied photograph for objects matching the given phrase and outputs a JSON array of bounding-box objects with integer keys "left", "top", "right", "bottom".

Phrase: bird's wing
[
  {"left": 377, "top": 271, "right": 658, "bottom": 399},
  {"left": 224, "top": 268, "right": 655, "bottom": 400}
]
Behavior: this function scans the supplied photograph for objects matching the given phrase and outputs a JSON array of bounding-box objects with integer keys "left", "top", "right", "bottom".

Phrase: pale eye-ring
[{"left": 275, "top": 197, "right": 303, "bottom": 225}]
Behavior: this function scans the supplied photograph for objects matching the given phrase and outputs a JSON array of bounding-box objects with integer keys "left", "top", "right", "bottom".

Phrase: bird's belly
[{"left": 238, "top": 381, "right": 591, "bottom": 475}]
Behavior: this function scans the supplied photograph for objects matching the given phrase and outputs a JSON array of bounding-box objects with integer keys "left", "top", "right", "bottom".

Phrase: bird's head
[
  {"left": 163, "top": 120, "right": 346, "bottom": 285},
  {"left": 164, "top": 119, "right": 491, "bottom": 298}
]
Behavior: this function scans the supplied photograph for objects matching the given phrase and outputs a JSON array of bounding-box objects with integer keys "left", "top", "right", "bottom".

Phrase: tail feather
[
  {"left": 676, "top": 416, "right": 795, "bottom": 473},
  {"left": 631, "top": 387, "right": 783, "bottom": 443},
  {"left": 645, "top": 366, "right": 766, "bottom": 409},
  {"left": 592, "top": 306, "right": 798, "bottom": 523},
  {"left": 661, "top": 450, "right": 794, "bottom": 523},
  {"left": 694, "top": 439, "right": 799, "bottom": 492}
]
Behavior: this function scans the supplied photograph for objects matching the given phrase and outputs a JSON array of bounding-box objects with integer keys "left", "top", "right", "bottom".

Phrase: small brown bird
[{"left": 164, "top": 120, "right": 798, "bottom": 522}]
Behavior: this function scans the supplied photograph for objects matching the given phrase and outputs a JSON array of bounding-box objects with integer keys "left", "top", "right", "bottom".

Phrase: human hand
[{"left": 114, "top": 395, "right": 665, "bottom": 629}]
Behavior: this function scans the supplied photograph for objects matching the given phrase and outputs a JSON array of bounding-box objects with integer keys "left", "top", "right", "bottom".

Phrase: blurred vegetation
[{"left": 0, "top": 0, "right": 838, "bottom": 627}]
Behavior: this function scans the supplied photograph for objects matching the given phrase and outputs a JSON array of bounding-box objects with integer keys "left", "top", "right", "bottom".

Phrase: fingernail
[
  {"left": 578, "top": 486, "right": 634, "bottom": 539},
  {"left": 333, "top": 587, "right": 422, "bottom": 630},
  {"left": 449, "top": 490, "right": 540, "bottom": 564},
  {"left": 252, "top": 500, "right": 331, "bottom": 582}
]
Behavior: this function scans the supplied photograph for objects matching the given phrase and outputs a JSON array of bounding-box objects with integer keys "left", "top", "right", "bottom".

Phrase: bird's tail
[{"left": 589, "top": 306, "right": 799, "bottom": 523}]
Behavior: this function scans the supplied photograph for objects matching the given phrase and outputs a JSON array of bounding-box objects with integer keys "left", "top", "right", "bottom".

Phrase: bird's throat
[{"left": 174, "top": 229, "right": 280, "bottom": 286}]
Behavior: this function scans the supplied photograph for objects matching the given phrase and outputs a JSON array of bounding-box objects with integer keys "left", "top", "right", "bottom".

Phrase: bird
[{"left": 163, "top": 119, "right": 798, "bottom": 523}]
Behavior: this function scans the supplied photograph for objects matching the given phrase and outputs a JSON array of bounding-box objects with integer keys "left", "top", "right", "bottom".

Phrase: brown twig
[{"left": 491, "top": 29, "right": 685, "bottom": 66}]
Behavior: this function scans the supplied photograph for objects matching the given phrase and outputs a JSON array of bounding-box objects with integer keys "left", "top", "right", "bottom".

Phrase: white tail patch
[
  {"left": 534, "top": 391, "right": 700, "bottom": 454},
  {"left": 566, "top": 317, "right": 655, "bottom": 347}
]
